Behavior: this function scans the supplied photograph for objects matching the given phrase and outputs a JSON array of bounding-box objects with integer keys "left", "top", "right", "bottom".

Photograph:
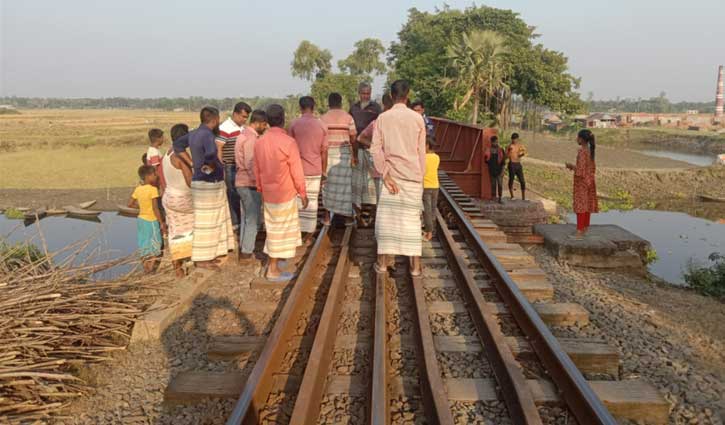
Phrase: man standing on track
[
  {"left": 216, "top": 102, "right": 251, "bottom": 233},
  {"left": 289, "top": 96, "right": 328, "bottom": 237},
  {"left": 186, "top": 106, "right": 235, "bottom": 270},
  {"left": 350, "top": 82, "right": 382, "bottom": 221},
  {"left": 506, "top": 133, "right": 527, "bottom": 200},
  {"left": 371, "top": 80, "right": 426, "bottom": 276},
  {"left": 254, "top": 105, "right": 308, "bottom": 282},
  {"left": 321, "top": 93, "right": 357, "bottom": 226}
]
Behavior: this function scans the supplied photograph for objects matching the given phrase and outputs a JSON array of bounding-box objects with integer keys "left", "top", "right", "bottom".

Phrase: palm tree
[{"left": 443, "top": 30, "right": 510, "bottom": 125}]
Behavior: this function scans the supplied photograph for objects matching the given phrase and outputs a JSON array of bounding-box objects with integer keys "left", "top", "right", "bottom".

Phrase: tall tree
[
  {"left": 291, "top": 40, "right": 333, "bottom": 81},
  {"left": 338, "top": 38, "right": 386, "bottom": 80},
  {"left": 310, "top": 73, "right": 360, "bottom": 113},
  {"left": 443, "top": 30, "right": 509, "bottom": 124},
  {"left": 389, "top": 6, "right": 583, "bottom": 117}
]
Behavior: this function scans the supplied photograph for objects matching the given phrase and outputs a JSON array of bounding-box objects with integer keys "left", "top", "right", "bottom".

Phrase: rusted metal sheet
[{"left": 431, "top": 118, "right": 498, "bottom": 200}]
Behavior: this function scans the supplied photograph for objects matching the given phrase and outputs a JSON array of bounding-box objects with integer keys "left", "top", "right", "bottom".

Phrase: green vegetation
[
  {"left": 0, "top": 240, "right": 45, "bottom": 270},
  {"left": 587, "top": 93, "right": 715, "bottom": 114},
  {"left": 291, "top": 37, "right": 386, "bottom": 111},
  {"left": 645, "top": 249, "right": 659, "bottom": 265},
  {"left": 684, "top": 253, "right": 725, "bottom": 299},
  {"left": 0, "top": 108, "right": 20, "bottom": 115},
  {"left": 3, "top": 208, "right": 25, "bottom": 219},
  {"left": 389, "top": 5, "right": 583, "bottom": 120},
  {"left": 442, "top": 30, "right": 509, "bottom": 125}
]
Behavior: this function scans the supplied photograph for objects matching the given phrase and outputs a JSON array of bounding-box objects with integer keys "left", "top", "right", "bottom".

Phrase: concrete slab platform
[{"left": 534, "top": 224, "right": 650, "bottom": 271}]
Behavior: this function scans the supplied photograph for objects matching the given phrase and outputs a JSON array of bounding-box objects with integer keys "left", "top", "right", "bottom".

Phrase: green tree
[
  {"left": 389, "top": 6, "right": 583, "bottom": 117},
  {"left": 443, "top": 30, "right": 510, "bottom": 125},
  {"left": 338, "top": 38, "right": 386, "bottom": 80},
  {"left": 291, "top": 40, "right": 333, "bottom": 81},
  {"left": 310, "top": 73, "right": 361, "bottom": 112}
]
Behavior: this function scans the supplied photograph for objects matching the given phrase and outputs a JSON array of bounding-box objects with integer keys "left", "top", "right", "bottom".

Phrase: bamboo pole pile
[{"left": 0, "top": 239, "right": 173, "bottom": 423}]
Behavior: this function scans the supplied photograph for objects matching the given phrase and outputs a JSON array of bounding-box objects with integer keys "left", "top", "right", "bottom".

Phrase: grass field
[{"left": 0, "top": 109, "right": 200, "bottom": 189}]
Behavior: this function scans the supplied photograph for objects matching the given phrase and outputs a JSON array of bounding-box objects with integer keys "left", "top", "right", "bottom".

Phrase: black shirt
[{"left": 350, "top": 101, "right": 382, "bottom": 135}]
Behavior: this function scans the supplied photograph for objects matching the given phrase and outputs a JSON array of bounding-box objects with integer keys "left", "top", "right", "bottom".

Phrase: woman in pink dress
[{"left": 566, "top": 129, "right": 598, "bottom": 238}]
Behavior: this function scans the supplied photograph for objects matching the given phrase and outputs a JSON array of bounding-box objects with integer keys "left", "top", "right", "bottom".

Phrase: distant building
[
  {"left": 585, "top": 113, "right": 617, "bottom": 128},
  {"left": 541, "top": 113, "right": 565, "bottom": 131}
]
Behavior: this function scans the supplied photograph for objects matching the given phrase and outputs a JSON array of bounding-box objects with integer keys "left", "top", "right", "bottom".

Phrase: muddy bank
[
  {"left": 0, "top": 187, "right": 133, "bottom": 211},
  {"left": 523, "top": 160, "right": 725, "bottom": 219}
]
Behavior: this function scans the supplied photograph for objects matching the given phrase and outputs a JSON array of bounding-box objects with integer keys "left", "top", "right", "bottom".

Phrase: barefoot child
[
  {"left": 128, "top": 165, "right": 167, "bottom": 273},
  {"left": 422, "top": 137, "right": 440, "bottom": 241}
]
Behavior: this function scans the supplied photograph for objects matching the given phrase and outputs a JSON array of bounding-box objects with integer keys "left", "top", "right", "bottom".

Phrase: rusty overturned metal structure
[{"left": 431, "top": 117, "right": 498, "bottom": 200}]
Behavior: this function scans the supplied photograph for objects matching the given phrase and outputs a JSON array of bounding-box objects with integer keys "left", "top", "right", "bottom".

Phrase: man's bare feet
[{"left": 196, "top": 261, "right": 221, "bottom": 271}]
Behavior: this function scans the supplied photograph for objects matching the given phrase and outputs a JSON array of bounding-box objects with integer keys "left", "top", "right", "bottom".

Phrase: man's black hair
[
  {"left": 250, "top": 109, "right": 268, "bottom": 124},
  {"left": 148, "top": 128, "right": 164, "bottom": 141},
  {"left": 170, "top": 123, "right": 189, "bottom": 142},
  {"left": 233, "top": 102, "right": 252, "bottom": 115},
  {"left": 411, "top": 100, "right": 424, "bottom": 109},
  {"left": 299, "top": 96, "right": 315, "bottom": 110},
  {"left": 511, "top": 133, "right": 520, "bottom": 140},
  {"left": 390, "top": 80, "right": 410, "bottom": 101},
  {"left": 328, "top": 93, "right": 343, "bottom": 108},
  {"left": 382, "top": 93, "right": 393, "bottom": 110},
  {"left": 200, "top": 106, "right": 220, "bottom": 124},
  {"left": 138, "top": 165, "right": 156, "bottom": 180},
  {"left": 266, "top": 104, "right": 285, "bottom": 127},
  {"left": 491, "top": 135, "right": 499, "bottom": 143}
]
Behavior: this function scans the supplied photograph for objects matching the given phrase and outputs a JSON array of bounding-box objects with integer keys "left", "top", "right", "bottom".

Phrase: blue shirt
[{"left": 186, "top": 125, "right": 224, "bottom": 182}]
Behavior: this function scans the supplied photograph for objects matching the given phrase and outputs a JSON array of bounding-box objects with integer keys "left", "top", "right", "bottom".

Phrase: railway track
[{"left": 164, "top": 173, "right": 667, "bottom": 424}]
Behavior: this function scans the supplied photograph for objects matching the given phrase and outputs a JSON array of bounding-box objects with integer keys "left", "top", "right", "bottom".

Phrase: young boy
[
  {"left": 484, "top": 135, "right": 506, "bottom": 203},
  {"left": 146, "top": 129, "right": 165, "bottom": 172},
  {"left": 506, "top": 132, "right": 527, "bottom": 200},
  {"left": 128, "top": 165, "right": 167, "bottom": 273},
  {"left": 422, "top": 136, "right": 440, "bottom": 241}
]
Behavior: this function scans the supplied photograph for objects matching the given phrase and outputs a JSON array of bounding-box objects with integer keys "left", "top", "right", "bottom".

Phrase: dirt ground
[
  {"left": 530, "top": 246, "right": 724, "bottom": 424},
  {"left": 0, "top": 187, "right": 133, "bottom": 211}
]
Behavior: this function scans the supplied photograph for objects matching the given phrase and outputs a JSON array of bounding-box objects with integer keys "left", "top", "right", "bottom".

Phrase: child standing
[
  {"left": 422, "top": 137, "right": 440, "bottom": 241},
  {"left": 128, "top": 165, "right": 167, "bottom": 273},
  {"left": 146, "top": 129, "right": 165, "bottom": 173}
]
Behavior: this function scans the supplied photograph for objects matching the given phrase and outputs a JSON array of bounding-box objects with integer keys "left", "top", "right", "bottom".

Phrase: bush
[
  {"left": 0, "top": 240, "right": 46, "bottom": 270},
  {"left": 683, "top": 253, "right": 725, "bottom": 299}
]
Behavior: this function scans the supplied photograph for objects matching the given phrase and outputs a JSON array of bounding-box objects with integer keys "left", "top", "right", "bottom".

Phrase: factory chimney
[{"left": 716, "top": 65, "right": 724, "bottom": 120}]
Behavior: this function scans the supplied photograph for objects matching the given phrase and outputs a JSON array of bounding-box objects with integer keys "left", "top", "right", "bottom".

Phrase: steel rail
[
  {"left": 370, "top": 269, "right": 388, "bottom": 425},
  {"left": 438, "top": 179, "right": 618, "bottom": 425},
  {"left": 409, "top": 271, "right": 456, "bottom": 425},
  {"left": 226, "top": 225, "right": 331, "bottom": 425},
  {"left": 289, "top": 226, "right": 353, "bottom": 425},
  {"left": 434, "top": 209, "right": 542, "bottom": 425}
]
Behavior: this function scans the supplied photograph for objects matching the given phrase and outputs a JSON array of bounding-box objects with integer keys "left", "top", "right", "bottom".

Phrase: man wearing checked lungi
[
  {"left": 289, "top": 96, "right": 328, "bottom": 238},
  {"left": 254, "top": 104, "right": 309, "bottom": 282},
  {"left": 321, "top": 93, "right": 357, "bottom": 227},
  {"left": 186, "top": 106, "right": 236, "bottom": 271},
  {"left": 371, "top": 80, "right": 427, "bottom": 276}
]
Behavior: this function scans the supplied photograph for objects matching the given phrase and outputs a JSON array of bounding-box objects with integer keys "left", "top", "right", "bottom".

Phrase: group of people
[
  {"left": 129, "top": 80, "right": 445, "bottom": 280},
  {"left": 484, "top": 133, "right": 528, "bottom": 203}
]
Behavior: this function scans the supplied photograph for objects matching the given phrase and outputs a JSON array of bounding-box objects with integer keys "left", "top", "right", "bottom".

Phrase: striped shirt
[
  {"left": 320, "top": 109, "right": 356, "bottom": 148},
  {"left": 216, "top": 118, "right": 243, "bottom": 165}
]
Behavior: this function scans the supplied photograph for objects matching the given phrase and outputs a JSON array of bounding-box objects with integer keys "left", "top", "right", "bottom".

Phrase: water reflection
[
  {"left": 568, "top": 210, "right": 725, "bottom": 285},
  {"left": 638, "top": 149, "right": 714, "bottom": 167},
  {"left": 1, "top": 212, "right": 138, "bottom": 278}
]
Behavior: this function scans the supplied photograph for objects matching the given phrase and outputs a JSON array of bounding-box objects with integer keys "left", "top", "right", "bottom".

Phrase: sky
[{"left": 1, "top": 0, "right": 724, "bottom": 102}]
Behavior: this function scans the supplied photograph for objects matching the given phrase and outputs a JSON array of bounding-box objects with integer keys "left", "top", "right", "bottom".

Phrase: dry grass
[
  {"left": 0, "top": 236, "right": 173, "bottom": 424},
  {"left": 0, "top": 109, "right": 202, "bottom": 189}
]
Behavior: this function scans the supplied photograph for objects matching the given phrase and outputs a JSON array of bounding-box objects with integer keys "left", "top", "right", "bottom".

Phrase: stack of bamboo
[{"left": 0, "top": 241, "right": 171, "bottom": 423}]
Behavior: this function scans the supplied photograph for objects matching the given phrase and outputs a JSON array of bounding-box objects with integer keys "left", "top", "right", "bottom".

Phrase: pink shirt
[
  {"left": 234, "top": 127, "right": 259, "bottom": 187},
  {"left": 253, "top": 127, "right": 307, "bottom": 204},
  {"left": 289, "top": 113, "right": 329, "bottom": 176},
  {"left": 320, "top": 109, "right": 356, "bottom": 148},
  {"left": 371, "top": 103, "right": 427, "bottom": 183}
]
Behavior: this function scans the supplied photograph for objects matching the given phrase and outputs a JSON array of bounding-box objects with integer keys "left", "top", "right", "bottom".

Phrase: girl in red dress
[{"left": 565, "top": 129, "right": 598, "bottom": 238}]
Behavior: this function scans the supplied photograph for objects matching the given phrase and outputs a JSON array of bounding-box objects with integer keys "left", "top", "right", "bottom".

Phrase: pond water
[
  {"left": 637, "top": 149, "right": 714, "bottom": 167},
  {"left": 567, "top": 210, "right": 725, "bottom": 285},
  {"left": 0, "top": 212, "right": 139, "bottom": 278}
]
